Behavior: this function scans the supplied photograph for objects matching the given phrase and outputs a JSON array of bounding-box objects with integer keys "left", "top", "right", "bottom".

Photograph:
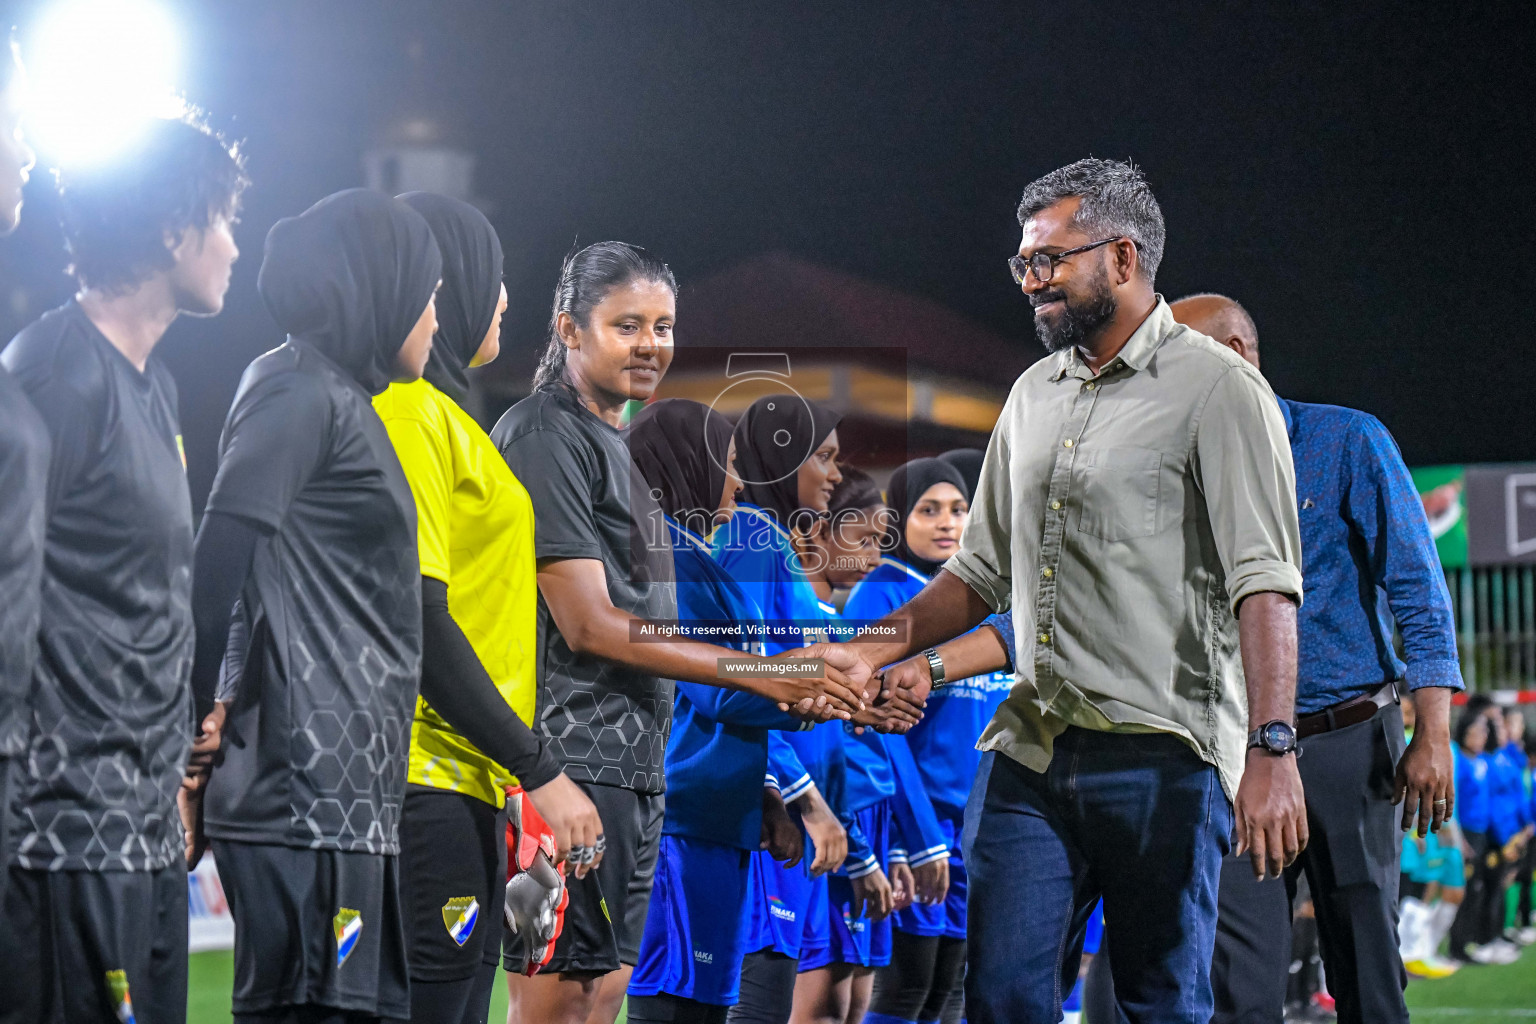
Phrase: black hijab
[
  {"left": 397, "top": 191, "right": 503, "bottom": 406},
  {"left": 258, "top": 188, "right": 443, "bottom": 396},
  {"left": 628, "top": 399, "right": 735, "bottom": 533},
  {"left": 886, "top": 456, "right": 970, "bottom": 577},
  {"left": 732, "top": 394, "right": 842, "bottom": 529},
  {"left": 939, "top": 448, "right": 985, "bottom": 505}
]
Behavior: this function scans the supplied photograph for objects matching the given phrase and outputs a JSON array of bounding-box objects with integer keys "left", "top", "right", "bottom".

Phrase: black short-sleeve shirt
[
  {"left": 1, "top": 302, "right": 195, "bottom": 872},
  {"left": 203, "top": 342, "right": 421, "bottom": 854},
  {"left": 491, "top": 386, "right": 677, "bottom": 794},
  {"left": 0, "top": 366, "right": 49, "bottom": 760}
]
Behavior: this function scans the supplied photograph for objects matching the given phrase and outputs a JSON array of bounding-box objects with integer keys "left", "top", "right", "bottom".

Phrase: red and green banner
[{"left": 1412, "top": 465, "right": 1468, "bottom": 568}]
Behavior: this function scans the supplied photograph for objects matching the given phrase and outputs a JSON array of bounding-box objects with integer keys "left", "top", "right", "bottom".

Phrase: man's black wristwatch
[
  {"left": 1247, "top": 720, "right": 1298, "bottom": 756},
  {"left": 922, "top": 647, "right": 947, "bottom": 688}
]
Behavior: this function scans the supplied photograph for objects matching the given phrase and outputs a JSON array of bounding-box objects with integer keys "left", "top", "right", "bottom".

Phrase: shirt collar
[{"left": 1048, "top": 296, "right": 1174, "bottom": 382}]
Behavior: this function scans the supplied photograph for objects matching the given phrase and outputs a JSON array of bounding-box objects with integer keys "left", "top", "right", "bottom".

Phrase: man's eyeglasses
[{"left": 1008, "top": 237, "right": 1130, "bottom": 286}]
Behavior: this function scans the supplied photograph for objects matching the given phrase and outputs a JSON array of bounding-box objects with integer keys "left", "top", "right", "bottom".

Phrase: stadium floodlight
[{"left": 24, "top": 0, "right": 184, "bottom": 166}]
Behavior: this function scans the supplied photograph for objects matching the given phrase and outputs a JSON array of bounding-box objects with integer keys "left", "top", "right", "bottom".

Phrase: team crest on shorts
[
  {"left": 334, "top": 907, "right": 363, "bottom": 967},
  {"left": 842, "top": 909, "right": 867, "bottom": 935},
  {"left": 442, "top": 896, "right": 481, "bottom": 947},
  {"left": 105, "top": 969, "right": 136, "bottom": 1024}
]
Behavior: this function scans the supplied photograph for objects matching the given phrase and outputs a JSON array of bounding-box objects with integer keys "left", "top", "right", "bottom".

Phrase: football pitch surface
[
  {"left": 187, "top": 952, "right": 629, "bottom": 1023},
  {"left": 187, "top": 947, "right": 1536, "bottom": 1022}
]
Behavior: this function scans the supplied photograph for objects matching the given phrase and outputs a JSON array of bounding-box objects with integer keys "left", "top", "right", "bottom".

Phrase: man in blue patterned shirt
[{"left": 1172, "top": 294, "right": 1462, "bottom": 1024}]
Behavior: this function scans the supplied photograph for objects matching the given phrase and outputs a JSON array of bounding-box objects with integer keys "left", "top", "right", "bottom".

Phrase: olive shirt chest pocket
[{"left": 1070, "top": 446, "right": 1164, "bottom": 541}]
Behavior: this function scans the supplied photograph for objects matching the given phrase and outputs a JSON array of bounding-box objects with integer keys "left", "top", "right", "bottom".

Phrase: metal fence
[{"left": 1447, "top": 566, "right": 1536, "bottom": 690}]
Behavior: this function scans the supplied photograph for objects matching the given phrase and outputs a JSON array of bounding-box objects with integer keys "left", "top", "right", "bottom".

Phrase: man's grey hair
[{"left": 1017, "top": 158, "right": 1166, "bottom": 285}]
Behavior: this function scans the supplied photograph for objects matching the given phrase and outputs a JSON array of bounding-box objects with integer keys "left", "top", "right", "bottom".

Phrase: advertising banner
[
  {"left": 1412, "top": 465, "right": 1467, "bottom": 568},
  {"left": 188, "top": 853, "right": 235, "bottom": 952},
  {"left": 1466, "top": 463, "right": 1536, "bottom": 566}
]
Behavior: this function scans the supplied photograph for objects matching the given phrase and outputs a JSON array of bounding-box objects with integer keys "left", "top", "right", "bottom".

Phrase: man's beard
[{"left": 1031, "top": 266, "right": 1117, "bottom": 354}]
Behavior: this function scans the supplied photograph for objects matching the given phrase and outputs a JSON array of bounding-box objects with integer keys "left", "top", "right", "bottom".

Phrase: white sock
[
  {"left": 1398, "top": 898, "right": 1428, "bottom": 959},
  {"left": 1428, "top": 900, "right": 1460, "bottom": 958}
]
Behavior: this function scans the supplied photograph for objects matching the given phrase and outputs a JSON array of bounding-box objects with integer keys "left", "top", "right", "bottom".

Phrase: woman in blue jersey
[
  {"left": 1505, "top": 709, "right": 1536, "bottom": 942},
  {"left": 624, "top": 399, "right": 814, "bottom": 1024},
  {"left": 853, "top": 458, "right": 1015, "bottom": 1024},
  {"left": 1485, "top": 709, "right": 1532, "bottom": 950},
  {"left": 789, "top": 468, "right": 947, "bottom": 1024},
  {"left": 1448, "top": 708, "right": 1513, "bottom": 963},
  {"left": 718, "top": 396, "right": 900, "bottom": 1024}
]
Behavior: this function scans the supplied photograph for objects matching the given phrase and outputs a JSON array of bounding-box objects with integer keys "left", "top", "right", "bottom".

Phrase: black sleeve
[
  {"left": 190, "top": 511, "right": 265, "bottom": 721},
  {"left": 500, "top": 427, "right": 606, "bottom": 562},
  {"left": 7, "top": 346, "right": 106, "bottom": 519},
  {"left": 420, "top": 576, "right": 563, "bottom": 791},
  {"left": 204, "top": 370, "right": 330, "bottom": 531}
]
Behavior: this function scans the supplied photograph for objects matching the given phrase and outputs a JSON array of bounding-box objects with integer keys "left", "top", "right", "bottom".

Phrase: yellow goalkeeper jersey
[{"left": 374, "top": 378, "right": 536, "bottom": 808}]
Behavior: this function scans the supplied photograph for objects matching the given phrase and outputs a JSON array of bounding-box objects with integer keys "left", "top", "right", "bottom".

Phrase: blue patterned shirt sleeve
[
  {"left": 984, "top": 612, "right": 1017, "bottom": 672},
  {"left": 1339, "top": 414, "right": 1463, "bottom": 693},
  {"left": 1283, "top": 399, "right": 1462, "bottom": 711}
]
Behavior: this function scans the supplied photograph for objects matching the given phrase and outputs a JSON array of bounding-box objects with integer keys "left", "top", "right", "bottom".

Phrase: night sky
[{"left": 3, "top": 1, "right": 1532, "bottom": 509}]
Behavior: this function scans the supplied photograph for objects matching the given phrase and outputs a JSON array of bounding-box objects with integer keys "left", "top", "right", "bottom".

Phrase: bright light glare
[{"left": 26, "top": 0, "right": 183, "bottom": 166}]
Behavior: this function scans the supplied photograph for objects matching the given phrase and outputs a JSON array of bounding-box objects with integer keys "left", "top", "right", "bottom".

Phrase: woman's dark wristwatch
[
  {"left": 1247, "top": 720, "right": 1298, "bottom": 756},
  {"left": 922, "top": 647, "right": 947, "bottom": 688}
]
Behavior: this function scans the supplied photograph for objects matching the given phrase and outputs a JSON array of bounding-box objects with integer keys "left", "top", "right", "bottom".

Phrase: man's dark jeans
[{"left": 962, "top": 728, "right": 1232, "bottom": 1024}]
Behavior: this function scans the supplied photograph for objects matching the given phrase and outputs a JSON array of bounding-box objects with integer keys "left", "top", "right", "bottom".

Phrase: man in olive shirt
[{"left": 851, "top": 159, "right": 1306, "bottom": 1024}]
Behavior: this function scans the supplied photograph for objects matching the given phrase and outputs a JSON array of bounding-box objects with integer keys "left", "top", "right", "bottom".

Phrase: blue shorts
[
  {"left": 800, "top": 800, "right": 893, "bottom": 970},
  {"left": 742, "top": 844, "right": 828, "bottom": 960},
  {"left": 628, "top": 836, "right": 753, "bottom": 1006},
  {"left": 893, "top": 814, "right": 965, "bottom": 940}
]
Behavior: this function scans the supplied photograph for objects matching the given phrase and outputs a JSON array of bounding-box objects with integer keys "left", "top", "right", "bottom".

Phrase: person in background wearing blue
[
  {"left": 1504, "top": 708, "right": 1536, "bottom": 944},
  {"left": 1448, "top": 706, "right": 1515, "bottom": 962},
  {"left": 1169, "top": 295, "right": 1462, "bottom": 1024},
  {"left": 718, "top": 396, "right": 910, "bottom": 1024},
  {"left": 790, "top": 467, "right": 946, "bottom": 1024},
  {"left": 1482, "top": 704, "right": 1532, "bottom": 950},
  {"left": 858, "top": 458, "right": 1010, "bottom": 1024},
  {"left": 625, "top": 399, "right": 814, "bottom": 1024}
]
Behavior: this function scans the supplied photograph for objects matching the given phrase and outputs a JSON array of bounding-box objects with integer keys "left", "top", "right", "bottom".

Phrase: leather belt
[{"left": 1296, "top": 681, "right": 1399, "bottom": 740}]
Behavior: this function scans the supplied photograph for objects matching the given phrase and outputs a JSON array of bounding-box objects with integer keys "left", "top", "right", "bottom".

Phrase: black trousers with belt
[{"left": 1210, "top": 703, "right": 1408, "bottom": 1024}]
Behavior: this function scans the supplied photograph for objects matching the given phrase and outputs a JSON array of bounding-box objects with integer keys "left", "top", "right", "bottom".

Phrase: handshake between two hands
[{"left": 764, "top": 642, "right": 934, "bottom": 734}]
